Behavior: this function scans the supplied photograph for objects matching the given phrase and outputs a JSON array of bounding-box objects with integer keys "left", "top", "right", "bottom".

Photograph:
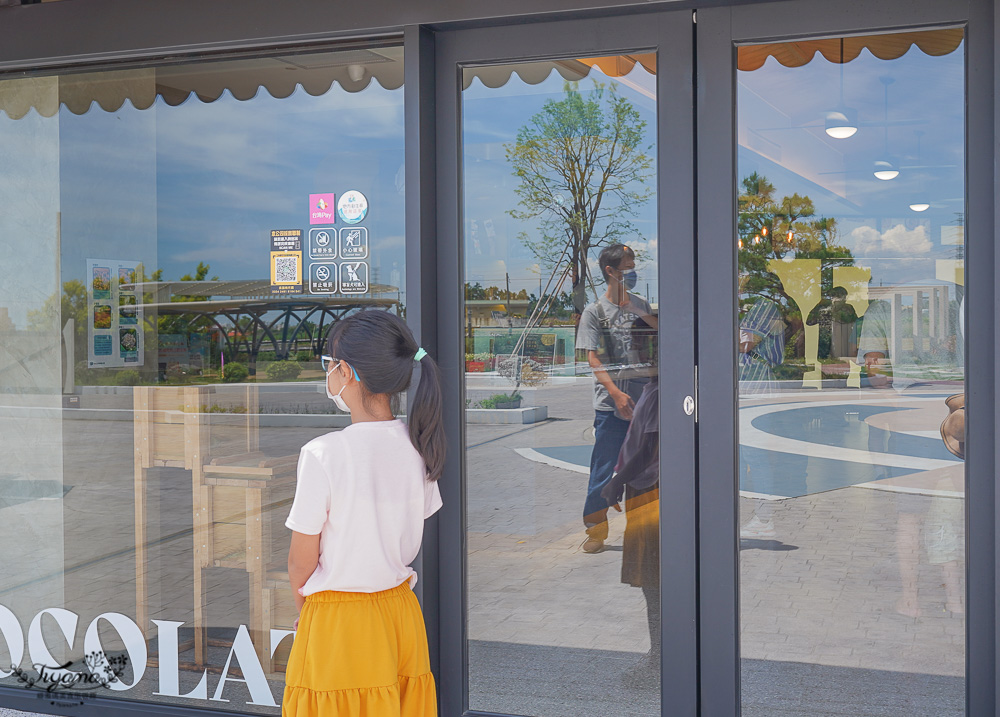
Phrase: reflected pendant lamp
[
  {"left": 874, "top": 160, "right": 899, "bottom": 181},
  {"left": 908, "top": 131, "right": 929, "bottom": 212},
  {"left": 824, "top": 39, "right": 858, "bottom": 139},
  {"left": 873, "top": 77, "right": 899, "bottom": 180}
]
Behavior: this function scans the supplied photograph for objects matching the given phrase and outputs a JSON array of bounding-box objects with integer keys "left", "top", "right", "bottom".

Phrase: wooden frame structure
[{"left": 133, "top": 385, "right": 297, "bottom": 674}]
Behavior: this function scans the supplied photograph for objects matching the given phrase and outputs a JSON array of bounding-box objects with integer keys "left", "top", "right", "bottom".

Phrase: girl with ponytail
[{"left": 282, "top": 310, "right": 444, "bottom": 717}]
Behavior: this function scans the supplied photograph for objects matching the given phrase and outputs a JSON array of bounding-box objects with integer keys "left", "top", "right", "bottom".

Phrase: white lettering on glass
[
  {"left": 270, "top": 629, "right": 294, "bottom": 659},
  {"left": 28, "top": 608, "right": 78, "bottom": 679},
  {"left": 151, "top": 619, "right": 208, "bottom": 699},
  {"left": 0, "top": 605, "right": 24, "bottom": 678},
  {"left": 82, "top": 612, "right": 147, "bottom": 690},
  {"left": 210, "top": 625, "right": 276, "bottom": 707},
  {"left": 2, "top": 604, "right": 288, "bottom": 707}
]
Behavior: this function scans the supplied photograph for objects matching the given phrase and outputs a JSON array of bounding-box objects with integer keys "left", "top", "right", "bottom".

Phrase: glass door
[
  {"left": 695, "top": 1, "right": 989, "bottom": 714},
  {"left": 734, "top": 28, "right": 966, "bottom": 716},
  {"left": 435, "top": 11, "right": 697, "bottom": 716}
]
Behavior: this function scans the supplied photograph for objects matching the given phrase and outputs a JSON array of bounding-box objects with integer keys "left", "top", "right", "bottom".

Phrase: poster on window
[{"left": 87, "top": 259, "right": 144, "bottom": 368}]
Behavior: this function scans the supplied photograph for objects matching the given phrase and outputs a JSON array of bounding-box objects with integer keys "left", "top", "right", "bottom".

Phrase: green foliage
[
  {"left": 157, "top": 261, "right": 220, "bottom": 336},
  {"left": 265, "top": 361, "right": 303, "bottom": 382},
  {"left": 477, "top": 391, "right": 523, "bottom": 409},
  {"left": 222, "top": 362, "right": 249, "bottom": 383},
  {"left": 33, "top": 262, "right": 225, "bottom": 384},
  {"left": 772, "top": 363, "right": 806, "bottom": 380},
  {"left": 738, "top": 172, "right": 856, "bottom": 360},
  {"left": 464, "top": 283, "right": 530, "bottom": 301},
  {"left": 198, "top": 403, "right": 248, "bottom": 414},
  {"left": 115, "top": 369, "right": 142, "bottom": 386},
  {"left": 506, "top": 80, "right": 654, "bottom": 313},
  {"left": 295, "top": 350, "right": 315, "bottom": 362}
]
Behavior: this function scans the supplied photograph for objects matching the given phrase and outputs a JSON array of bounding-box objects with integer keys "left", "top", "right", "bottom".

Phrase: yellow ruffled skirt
[{"left": 282, "top": 581, "right": 437, "bottom": 716}]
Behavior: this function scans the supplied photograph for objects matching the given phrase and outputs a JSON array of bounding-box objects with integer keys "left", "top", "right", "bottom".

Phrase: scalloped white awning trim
[{"left": 0, "top": 46, "right": 403, "bottom": 120}]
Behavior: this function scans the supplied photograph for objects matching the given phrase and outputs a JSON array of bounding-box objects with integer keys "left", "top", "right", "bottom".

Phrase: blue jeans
[{"left": 584, "top": 410, "right": 631, "bottom": 539}]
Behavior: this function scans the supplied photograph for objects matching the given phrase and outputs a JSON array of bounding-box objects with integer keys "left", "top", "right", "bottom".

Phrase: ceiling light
[
  {"left": 824, "top": 39, "right": 857, "bottom": 140},
  {"left": 908, "top": 132, "right": 929, "bottom": 212},
  {"left": 873, "top": 77, "right": 898, "bottom": 180},
  {"left": 873, "top": 159, "right": 899, "bottom": 181},
  {"left": 825, "top": 108, "right": 858, "bottom": 139}
]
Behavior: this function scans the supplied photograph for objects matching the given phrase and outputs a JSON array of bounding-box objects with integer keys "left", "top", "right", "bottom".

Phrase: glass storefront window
[
  {"left": 735, "top": 29, "right": 965, "bottom": 716},
  {"left": 0, "top": 45, "right": 403, "bottom": 712},
  {"left": 461, "top": 55, "right": 661, "bottom": 715}
]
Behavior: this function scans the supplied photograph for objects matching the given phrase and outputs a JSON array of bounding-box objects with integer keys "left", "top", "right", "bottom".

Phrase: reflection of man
[
  {"left": 575, "top": 244, "right": 657, "bottom": 553},
  {"left": 737, "top": 293, "right": 784, "bottom": 396},
  {"left": 737, "top": 280, "right": 786, "bottom": 539}
]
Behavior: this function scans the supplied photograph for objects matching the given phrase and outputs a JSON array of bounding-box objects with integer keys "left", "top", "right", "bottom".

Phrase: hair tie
[{"left": 414, "top": 347, "right": 427, "bottom": 362}]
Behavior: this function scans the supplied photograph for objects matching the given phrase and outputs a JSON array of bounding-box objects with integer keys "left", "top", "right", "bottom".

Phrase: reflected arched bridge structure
[{"left": 134, "top": 279, "right": 401, "bottom": 369}]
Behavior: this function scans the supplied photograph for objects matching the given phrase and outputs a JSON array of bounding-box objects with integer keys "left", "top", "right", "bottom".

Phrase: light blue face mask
[{"left": 623, "top": 270, "right": 638, "bottom": 290}]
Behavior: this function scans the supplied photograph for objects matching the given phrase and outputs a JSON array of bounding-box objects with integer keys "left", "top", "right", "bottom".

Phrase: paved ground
[{"left": 0, "top": 379, "right": 967, "bottom": 716}]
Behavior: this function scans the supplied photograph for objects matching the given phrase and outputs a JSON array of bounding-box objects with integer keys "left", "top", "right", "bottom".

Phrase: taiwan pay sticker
[
  {"left": 340, "top": 261, "right": 369, "bottom": 294},
  {"left": 308, "top": 263, "right": 338, "bottom": 294},
  {"left": 339, "top": 227, "right": 368, "bottom": 259},
  {"left": 309, "top": 228, "right": 337, "bottom": 260}
]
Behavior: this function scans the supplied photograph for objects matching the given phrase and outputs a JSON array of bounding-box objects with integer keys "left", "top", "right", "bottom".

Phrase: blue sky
[
  {"left": 737, "top": 40, "right": 965, "bottom": 289},
  {"left": 462, "top": 64, "right": 660, "bottom": 304},
  {"left": 1, "top": 39, "right": 964, "bottom": 328},
  {"left": 56, "top": 80, "right": 406, "bottom": 298}
]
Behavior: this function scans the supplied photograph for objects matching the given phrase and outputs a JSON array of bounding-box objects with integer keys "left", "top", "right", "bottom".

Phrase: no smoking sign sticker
[{"left": 308, "top": 263, "right": 337, "bottom": 294}]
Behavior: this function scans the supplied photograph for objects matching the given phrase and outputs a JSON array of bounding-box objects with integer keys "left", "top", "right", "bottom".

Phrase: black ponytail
[
  {"left": 326, "top": 310, "right": 446, "bottom": 481},
  {"left": 408, "top": 352, "right": 446, "bottom": 481}
]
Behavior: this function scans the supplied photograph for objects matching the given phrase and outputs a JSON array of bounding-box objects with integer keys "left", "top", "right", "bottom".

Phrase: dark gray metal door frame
[
  {"left": 695, "top": 1, "right": 996, "bottom": 714},
  {"left": 432, "top": 9, "right": 699, "bottom": 716}
]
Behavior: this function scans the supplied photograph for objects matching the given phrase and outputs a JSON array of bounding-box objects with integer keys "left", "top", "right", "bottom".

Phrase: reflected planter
[{"left": 466, "top": 361, "right": 486, "bottom": 372}]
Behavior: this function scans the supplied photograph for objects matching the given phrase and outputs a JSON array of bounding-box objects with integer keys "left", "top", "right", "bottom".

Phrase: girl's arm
[{"left": 288, "top": 531, "right": 321, "bottom": 626}]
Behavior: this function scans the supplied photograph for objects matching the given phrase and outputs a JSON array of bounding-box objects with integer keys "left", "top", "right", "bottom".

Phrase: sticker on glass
[
  {"left": 308, "top": 263, "right": 338, "bottom": 294},
  {"left": 310, "top": 193, "right": 336, "bottom": 225},
  {"left": 309, "top": 228, "right": 336, "bottom": 260},
  {"left": 270, "top": 230, "right": 303, "bottom": 295},
  {"left": 337, "top": 190, "right": 368, "bottom": 225},
  {"left": 340, "top": 261, "right": 369, "bottom": 294},
  {"left": 339, "top": 227, "right": 368, "bottom": 259}
]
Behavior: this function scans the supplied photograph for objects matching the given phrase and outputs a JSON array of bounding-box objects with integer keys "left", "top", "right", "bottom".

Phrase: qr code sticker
[{"left": 274, "top": 256, "right": 299, "bottom": 283}]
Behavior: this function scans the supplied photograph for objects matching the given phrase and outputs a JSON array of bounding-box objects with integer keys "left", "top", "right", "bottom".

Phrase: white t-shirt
[{"left": 284, "top": 419, "right": 443, "bottom": 594}]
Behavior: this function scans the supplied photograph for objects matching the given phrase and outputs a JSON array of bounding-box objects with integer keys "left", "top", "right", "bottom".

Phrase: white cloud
[{"left": 850, "top": 223, "right": 932, "bottom": 257}]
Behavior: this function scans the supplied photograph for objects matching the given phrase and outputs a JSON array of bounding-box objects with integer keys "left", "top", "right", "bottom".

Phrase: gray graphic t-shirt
[{"left": 576, "top": 294, "right": 652, "bottom": 415}]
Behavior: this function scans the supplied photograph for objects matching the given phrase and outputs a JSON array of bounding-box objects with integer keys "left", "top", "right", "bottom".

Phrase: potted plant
[
  {"left": 479, "top": 391, "right": 522, "bottom": 409},
  {"left": 495, "top": 392, "right": 522, "bottom": 409}
]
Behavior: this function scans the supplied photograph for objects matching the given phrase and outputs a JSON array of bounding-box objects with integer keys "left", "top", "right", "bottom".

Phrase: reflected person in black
[
  {"left": 601, "top": 316, "right": 659, "bottom": 679},
  {"left": 576, "top": 244, "right": 656, "bottom": 553}
]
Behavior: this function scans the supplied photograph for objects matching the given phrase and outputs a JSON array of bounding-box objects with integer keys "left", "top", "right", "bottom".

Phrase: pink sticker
[{"left": 309, "top": 193, "right": 336, "bottom": 225}]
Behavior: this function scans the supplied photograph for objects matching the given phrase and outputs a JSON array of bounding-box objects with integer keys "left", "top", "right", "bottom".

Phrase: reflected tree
[
  {"left": 506, "top": 80, "right": 654, "bottom": 316},
  {"left": 738, "top": 172, "right": 855, "bottom": 360}
]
